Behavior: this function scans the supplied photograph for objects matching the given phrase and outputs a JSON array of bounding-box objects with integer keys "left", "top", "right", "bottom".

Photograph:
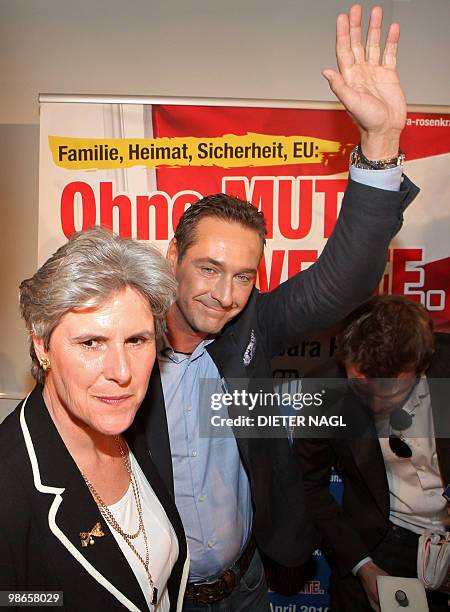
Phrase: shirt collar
[
  {"left": 158, "top": 332, "right": 214, "bottom": 364},
  {"left": 402, "top": 375, "right": 429, "bottom": 417}
]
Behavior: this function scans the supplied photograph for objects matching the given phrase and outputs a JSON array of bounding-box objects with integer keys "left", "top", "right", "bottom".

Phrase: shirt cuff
[
  {"left": 350, "top": 166, "right": 402, "bottom": 192},
  {"left": 352, "top": 556, "right": 373, "bottom": 576}
]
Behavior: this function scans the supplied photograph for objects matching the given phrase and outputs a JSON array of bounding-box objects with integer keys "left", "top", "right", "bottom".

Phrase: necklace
[{"left": 81, "top": 436, "right": 158, "bottom": 606}]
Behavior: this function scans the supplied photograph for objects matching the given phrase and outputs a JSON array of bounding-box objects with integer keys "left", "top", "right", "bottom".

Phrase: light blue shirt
[
  {"left": 159, "top": 338, "right": 252, "bottom": 581},
  {"left": 159, "top": 167, "right": 401, "bottom": 581},
  {"left": 350, "top": 165, "right": 402, "bottom": 191}
]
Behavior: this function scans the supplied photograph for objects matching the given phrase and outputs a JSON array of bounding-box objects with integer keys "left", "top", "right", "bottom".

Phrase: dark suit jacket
[
  {"left": 0, "top": 385, "right": 189, "bottom": 612},
  {"left": 135, "top": 177, "right": 419, "bottom": 568},
  {"left": 294, "top": 332, "right": 450, "bottom": 577}
]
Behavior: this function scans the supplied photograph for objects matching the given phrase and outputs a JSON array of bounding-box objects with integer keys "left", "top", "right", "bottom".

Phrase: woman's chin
[{"left": 90, "top": 414, "right": 137, "bottom": 438}]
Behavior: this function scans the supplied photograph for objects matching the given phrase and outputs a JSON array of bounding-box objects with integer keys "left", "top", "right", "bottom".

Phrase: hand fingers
[
  {"left": 349, "top": 4, "right": 365, "bottom": 64},
  {"left": 336, "top": 13, "right": 355, "bottom": 72},
  {"left": 382, "top": 22, "right": 400, "bottom": 68},
  {"left": 366, "top": 6, "right": 382, "bottom": 65}
]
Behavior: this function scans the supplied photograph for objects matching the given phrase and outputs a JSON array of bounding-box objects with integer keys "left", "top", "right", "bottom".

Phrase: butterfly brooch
[{"left": 79, "top": 522, "right": 105, "bottom": 547}]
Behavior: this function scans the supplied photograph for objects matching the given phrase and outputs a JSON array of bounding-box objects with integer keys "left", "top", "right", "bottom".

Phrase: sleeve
[
  {"left": 352, "top": 557, "right": 373, "bottom": 575},
  {"left": 256, "top": 176, "right": 419, "bottom": 358},
  {"left": 292, "top": 436, "right": 372, "bottom": 576}
]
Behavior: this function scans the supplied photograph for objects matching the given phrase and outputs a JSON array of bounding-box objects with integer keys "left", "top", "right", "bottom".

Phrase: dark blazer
[
  {"left": 294, "top": 332, "right": 450, "bottom": 577},
  {"left": 136, "top": 178, "right": 419, "bottom": 568},
  {"left": 0, "top": 385, "right": 189, "bottom": 612}
]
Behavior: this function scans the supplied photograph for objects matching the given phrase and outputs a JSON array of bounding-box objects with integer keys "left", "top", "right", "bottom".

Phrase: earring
[{"left": 40, "top": 357, "right": 51, "bottom": 372}]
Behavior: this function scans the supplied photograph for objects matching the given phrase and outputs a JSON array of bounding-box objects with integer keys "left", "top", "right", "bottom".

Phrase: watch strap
[{"left": 350, "top": 144, "right": 405, "bottom": 170}]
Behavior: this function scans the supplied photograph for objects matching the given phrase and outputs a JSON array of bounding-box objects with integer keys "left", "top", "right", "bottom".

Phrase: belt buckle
[
  {"left": 197, "top": 581, "right": 222, "bottom": 605},
  {"left": 189, "top": 568, "right": 238, "bottom": 605}
]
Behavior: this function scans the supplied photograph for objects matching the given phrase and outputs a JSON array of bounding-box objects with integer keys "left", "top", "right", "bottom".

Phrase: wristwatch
[{"left": 350, "top": 144, "right": 405, "bottom": 170}]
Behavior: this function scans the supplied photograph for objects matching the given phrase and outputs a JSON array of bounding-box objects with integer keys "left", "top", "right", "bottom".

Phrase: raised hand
[{"left": 323, "top": 4, "right": 406, "bottom": 159}]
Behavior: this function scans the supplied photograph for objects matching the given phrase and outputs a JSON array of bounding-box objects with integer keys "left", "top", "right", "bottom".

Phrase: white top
[
  {"left": 353, "top": 377, "right": 446, "bottom": 575},
  {"left": 375, "top": 378, "right": 446, "bottom": 535},
  {"left": 107, "top": 452, "right": 179, "bottom": 611}
]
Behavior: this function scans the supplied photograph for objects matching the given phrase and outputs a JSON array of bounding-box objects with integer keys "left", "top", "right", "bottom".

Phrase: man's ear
[
  {"left": 32, "top": 334, "right": 49, "bottom": 363},
  {"left": 166, "top": 239, "right": 179, "bottom": 274}
]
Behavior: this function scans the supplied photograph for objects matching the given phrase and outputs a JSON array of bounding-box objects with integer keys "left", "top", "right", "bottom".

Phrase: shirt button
[
  {"left": 192, "top": 450, "right": 197, "bottom": 457},
  {"left": 207, "top": 540, "right": 215, "bottom": 548},
  {"left": 199, "top": 495, "right": 206, "bottom": 502},
  {"left": 426, "top": 491, "right": 436, "bottom": 496},
  {"left": 186, "top": 405, "right": 192, "bottom": 412}
]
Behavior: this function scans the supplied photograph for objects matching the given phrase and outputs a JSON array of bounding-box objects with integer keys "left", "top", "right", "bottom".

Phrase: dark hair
[
  {"left": 174, "top": 193, "right": 267, "bottom": 260},
  {"left": 337, "top": 295, "right": 434, "bottom": 377}
]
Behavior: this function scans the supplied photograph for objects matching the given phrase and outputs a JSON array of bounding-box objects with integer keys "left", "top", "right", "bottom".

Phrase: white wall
[{"left": 1, "top": 0, "right": 449, "bottom": 417}]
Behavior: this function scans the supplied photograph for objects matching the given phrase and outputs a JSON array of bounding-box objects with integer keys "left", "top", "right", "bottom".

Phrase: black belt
[{"left": 185, "top": 535, "right": 257, "bottom": 605}]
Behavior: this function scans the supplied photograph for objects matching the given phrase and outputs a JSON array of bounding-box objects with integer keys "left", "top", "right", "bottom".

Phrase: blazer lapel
[
  {"left": 427, "top": 339, "right": 450, "bottom": 486},
  {"left": 21, "top": 387, "right": 148, "bottom": 612},
  {"left": 53, "top": 477, "right": 148, "bottom": 612},
  {"left": 134, "top": 361, "right": 174, "bottom": 497},
  {"left": 206, "top": 330, "right": 252, "bottom": 459},
  {"left": 125, "top": 427, "right": 188, "bottom": 568},
  {"left": 342, "top": 394, "right": 390, "bottom": 518},
  {"left": 125, "top": 412, "right": 189, "bottom": 612},
  {"left": 206, "top": 329, "right": 248, "bottom": 381},
  {"left": 349, "top": 436, "right": 390, "bottom": 518}
]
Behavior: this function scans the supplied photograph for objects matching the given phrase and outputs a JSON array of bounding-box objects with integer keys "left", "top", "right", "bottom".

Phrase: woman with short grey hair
[
  {"left": 0, "top": 226, "right": 189, "bottom": 611},
  {"left": 20, "top": 226, "right": 176, "bottom": 384}
]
